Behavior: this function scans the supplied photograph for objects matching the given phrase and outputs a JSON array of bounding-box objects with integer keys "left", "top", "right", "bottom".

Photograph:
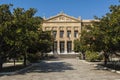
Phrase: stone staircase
[{"left": 54, "top": 54, "right": 79, "bottom": 58}]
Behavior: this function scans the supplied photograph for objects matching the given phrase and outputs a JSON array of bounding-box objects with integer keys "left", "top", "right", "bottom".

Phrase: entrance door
[
  {"left": 60, "top": 41, "right": 65, "bottom": 53},
  {"left": 67, "top": 41, "right": 72, "bottom": 53},
  {"left": 53, "top": 41, "right": 57, "bottom": 53}
]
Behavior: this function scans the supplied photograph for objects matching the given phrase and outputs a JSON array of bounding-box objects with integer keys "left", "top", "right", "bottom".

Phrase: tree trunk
[
  {"left": 13, "top": 58, "right": 16, "bottom": 67},
  {"left": 103, "top": 52, "right": 109, "bottom": 65},
  {"left": 0, "top": 63, "right": 3, "bottom": 72},
  {"left": 104, "top": 57, "right": 107, "bottom": 65},
  {"left": 83, "top": 53, "right": 85, "bottom": 60},
  {"left": 23, "top": 53, "right": 27, "bottom": 66},
  {"left": 82, "top": 51, "right": 85, "bottom": 60},
  {"left": 0, "top": 57, "right": 3, "bottom": 71}
]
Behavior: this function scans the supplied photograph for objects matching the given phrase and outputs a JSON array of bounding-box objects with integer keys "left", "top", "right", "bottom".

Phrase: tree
[
  {"left": 27, "top": 31, "right": 53, "bottom": 61},
  {"left": 39, "top": 31, "right": 53, "bottom": 53},
  {"left": 0, "top": 4, "right": 53, "bottom": 70},
  {"left": 0, "top": 4, "right": 44, "bottom": 70},
  {"left": 0, "top": 4, "right": 13, "bottom": 70},
  {"left": 79, "top": 2, "right": 120, "bottom": 65},
  {"left": 10, "top": 7, "right": 43, "bottom": 66},
  {"left": 74, "top": 39, "right": 81, "bottom": 52},
  {"left": 74, "top": 1, "right": 120, "bottom": 64},
  {"left": 91, "top": 4, "right": 120, "bottom": 64}
]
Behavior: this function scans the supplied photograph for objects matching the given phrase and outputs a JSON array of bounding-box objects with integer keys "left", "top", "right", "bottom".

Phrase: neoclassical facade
[{"left": 42, "top": 12, "right": 93, "bottom": 54}]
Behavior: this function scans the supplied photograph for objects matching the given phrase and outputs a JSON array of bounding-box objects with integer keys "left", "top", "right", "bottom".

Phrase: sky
[{"left": 0, "top": 0, "right": 119, "bottom": 19}]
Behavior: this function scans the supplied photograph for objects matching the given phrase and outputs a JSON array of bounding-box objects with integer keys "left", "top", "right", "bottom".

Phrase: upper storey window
[
  {"left": 67, "top": 30, "right": 71, "bottom": 38},
  {"left": 52, "top": 31, "right": 57, "bottom": 39},
  {"left": 74, "top": 30, "right": 78, "bottom": 38},
  {"left": 60, "top": 30, "right": 64, "bottom": 38}
]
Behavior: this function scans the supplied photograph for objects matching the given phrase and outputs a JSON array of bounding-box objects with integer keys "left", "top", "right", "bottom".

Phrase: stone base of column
[
  {"left": 64, "top": 50, "right": 67, "bottom": 54},
  {"left": 57, "top": 49, "right": 60, "bottom": 54}
]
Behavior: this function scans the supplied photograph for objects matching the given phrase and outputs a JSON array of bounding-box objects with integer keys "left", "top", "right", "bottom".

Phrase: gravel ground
[{"left": 0, "top": 59, "right": 120, "bottom": 80}]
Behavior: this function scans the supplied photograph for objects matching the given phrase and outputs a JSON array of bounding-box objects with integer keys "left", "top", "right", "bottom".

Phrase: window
[
  {"left": 52, "top": 31, "right": 57, "bottom": 39},
  {"left": 53, "top": 41, "right": 57, "bottom": 53},
  {"left": 67, "top": 41, "right": 72, "bottom": 53},
  {"left": 74, "top": 30, "right": 78, "bottom": 38},
  {"left": 60, "top": 31, "right": 64, "bottom": 38},
  {"left": 60, "top": 41, "right": 65, "bottom": 53},
  {"left": 67, "top": 30, "right": 71, "bottom": 38}
]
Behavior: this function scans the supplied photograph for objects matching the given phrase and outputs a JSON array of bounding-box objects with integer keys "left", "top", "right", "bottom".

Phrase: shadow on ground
[
  {"left": 25, "top": 61, "right": 75, "bottom": 73},
  {"left": 0, "top": 60, "right": 75, "bottom": 77},
  {"left": 92, "top": 61, "right": 120, "bottom": 71}
]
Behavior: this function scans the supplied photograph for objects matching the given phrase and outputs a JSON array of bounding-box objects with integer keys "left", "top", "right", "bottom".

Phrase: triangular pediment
[{"left": 44, "top": 13, "right": 81, "bottom": 22}]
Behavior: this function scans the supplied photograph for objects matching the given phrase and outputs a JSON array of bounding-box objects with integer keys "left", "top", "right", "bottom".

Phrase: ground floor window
[
  {"left": 53, "top": 41, "right": 57, "bottom": 53},
  {"left": 52, "top": 41, "right": 73, "bottom": 53},
  {"left": 67, "top": 41, "right": 72, "bottom": 53},
  {"left": 60, "top": 41, "right": 65, "bottom": 53}
]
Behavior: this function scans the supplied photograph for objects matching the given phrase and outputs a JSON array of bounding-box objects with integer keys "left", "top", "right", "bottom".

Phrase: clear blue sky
[{"left": 0, "top": 0, "right": 119, "bottom": 19}]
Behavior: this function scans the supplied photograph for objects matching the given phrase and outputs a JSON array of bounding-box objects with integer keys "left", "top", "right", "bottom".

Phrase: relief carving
[{"left": 47, "top": 15, "right": 79, "bottom": 22}]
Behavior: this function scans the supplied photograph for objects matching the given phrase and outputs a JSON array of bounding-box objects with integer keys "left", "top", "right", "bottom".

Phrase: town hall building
[{"left": 42, "top": 12, "right": 94, "bottom": 54}]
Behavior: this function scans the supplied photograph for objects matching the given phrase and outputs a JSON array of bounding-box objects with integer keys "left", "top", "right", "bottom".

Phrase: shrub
[{"left": 85, "top": 51, "right": 103, "bottom": 62}]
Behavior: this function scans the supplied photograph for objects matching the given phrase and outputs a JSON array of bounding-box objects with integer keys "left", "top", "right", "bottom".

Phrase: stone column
[
  {"left": 57, "top": 27, "right": 60, "bottom": 54},
  {"left": 57, "top": 40, "right": 60, "bottom": 54},
  {"left": 64, "top": 40, "right": 67, "bottom": 54},
  {"left": 64, "top": 27, "right": 67, "bottom": 54},
  {"left": 71, "top": 27, "right": 74, "bottom": 51}
]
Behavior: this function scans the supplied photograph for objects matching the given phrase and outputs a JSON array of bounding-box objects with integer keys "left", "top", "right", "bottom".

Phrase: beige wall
[{"left": 42, "top": 13, "right": 93, "bottom": 54}]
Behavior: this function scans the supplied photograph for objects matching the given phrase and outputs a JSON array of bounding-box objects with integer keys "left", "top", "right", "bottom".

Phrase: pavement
[
  {"left": 0, "top": 58, "right": 120, "bottom": 80},
  {"left": 3, "top": 62, "right": 23, "bottom": 67}
]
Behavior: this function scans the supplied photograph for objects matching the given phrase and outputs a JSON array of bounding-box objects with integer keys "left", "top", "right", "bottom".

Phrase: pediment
[{"left": 45, "top": 13, "right": 80, "bottom": 22}]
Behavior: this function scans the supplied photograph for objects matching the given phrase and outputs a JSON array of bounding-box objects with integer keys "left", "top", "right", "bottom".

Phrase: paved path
[{"left": 0, "top": 59, "right": 120, "bottom": 80}]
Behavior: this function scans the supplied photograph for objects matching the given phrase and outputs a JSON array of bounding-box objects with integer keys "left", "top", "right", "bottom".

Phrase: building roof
[
  {"left": 44, "top": 12, "right": 81, "bottom": 23},
  {"left": 43, "top": 12, "right": 99, "bottom": 23}
]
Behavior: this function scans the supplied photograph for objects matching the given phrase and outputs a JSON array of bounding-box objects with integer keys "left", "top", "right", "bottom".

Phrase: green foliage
[
  {"left": 74, "top": 26, "right": 94, "bottom": 54},
  {"left": 39, "top": 31, "right": 53, "bottom": 53},
  {"left": 27, "top": 53, "right": 41, "bottom": 63},
  {"left": 0, "top": 4, "right": 53, "bottom": 69},
  {"left": 74, "top": 2, "right": 120, "bottom": 64},
  {"left": 74, "top": 39, "right": 81, "bottom": 52},
  {"left": 77, "top": 2, "right": 120, "bottom": 55},
  {"left": 85, "top": 51, "right": 103, "bottom": 62}
]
